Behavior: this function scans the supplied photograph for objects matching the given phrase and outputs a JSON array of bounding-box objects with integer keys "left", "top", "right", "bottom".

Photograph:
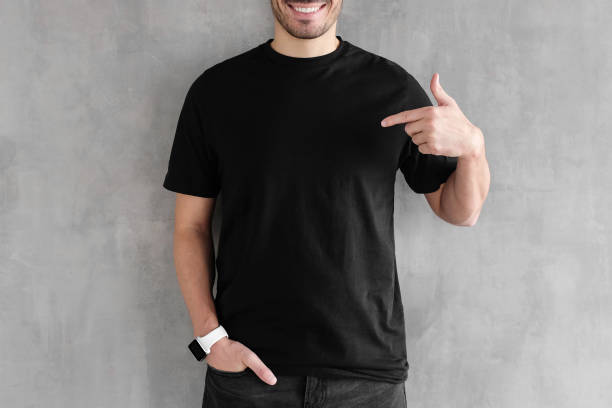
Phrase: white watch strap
[{"left": 195, "top": 325, "right": 228, "bottom": 354}]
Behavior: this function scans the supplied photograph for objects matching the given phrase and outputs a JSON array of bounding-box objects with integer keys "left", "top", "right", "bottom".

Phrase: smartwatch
[{"left": 188, "top": 325, "right": 228, "bottom": 361}]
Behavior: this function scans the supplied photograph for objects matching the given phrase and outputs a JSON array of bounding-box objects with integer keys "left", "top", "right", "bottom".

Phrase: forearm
[
  {"left": 173, "top": 227, "right": 220, "bottom": 337},
  {"left": 440, "top": 128, "right": 490, "bottom": 226}
]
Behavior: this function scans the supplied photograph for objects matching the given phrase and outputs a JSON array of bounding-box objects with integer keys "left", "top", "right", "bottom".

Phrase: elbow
[
  {"left": 457, "top": 208, "right": 481, "bottom": 227},
  {"left": 438, "top": 188, "right": 486, "bottom": 227},
  {"left": 460, "top": 218, "right": 477, "bottom": 227}
]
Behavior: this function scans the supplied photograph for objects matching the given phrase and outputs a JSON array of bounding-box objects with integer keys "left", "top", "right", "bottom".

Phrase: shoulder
[
  {"left": 345, "top": 40, "right": 430, "bottom": 108},
  {"left": 188, "top": 43, "right": 263, "bottom": 93},
  {"left": 344, "top": 40, "right": 419, "bottom": 84}
]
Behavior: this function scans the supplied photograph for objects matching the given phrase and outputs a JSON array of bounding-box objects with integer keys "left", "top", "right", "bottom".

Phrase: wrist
[
  {"left": 461, "top": 126, "right": 485, "bottom": 161},
  {"left": 208, "top": 336, "right": 229, "bottom": 353},
  {"left": 188, "top": 325, "right": 229, "bottom": 361},
  {"left": 194, "top": 319, "right": 220, "bottom": 338}
]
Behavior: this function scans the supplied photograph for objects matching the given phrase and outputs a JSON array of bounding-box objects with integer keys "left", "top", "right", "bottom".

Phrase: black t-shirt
[{"left": 163, "top": 36, "right": 457, "bottom": 384}]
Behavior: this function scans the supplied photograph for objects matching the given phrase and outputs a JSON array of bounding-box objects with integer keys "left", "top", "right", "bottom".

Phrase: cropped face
[{"left": 270, "top": 0, "right": 343, "bottom": 39}]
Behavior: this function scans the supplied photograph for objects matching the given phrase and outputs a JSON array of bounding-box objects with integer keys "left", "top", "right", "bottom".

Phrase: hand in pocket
[{"left": 205, "top": 337, "right": 277, "bottom": 385}]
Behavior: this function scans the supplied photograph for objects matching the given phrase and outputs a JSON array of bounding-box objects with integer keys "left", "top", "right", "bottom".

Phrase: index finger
[{"left": 380, "top": 106, "right": 431, "bottom": 127}]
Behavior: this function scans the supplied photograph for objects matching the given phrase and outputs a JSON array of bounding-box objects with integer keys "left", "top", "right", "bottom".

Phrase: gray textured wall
[{"left": 1, "top": 1, "right": 611, "bottom": 407}]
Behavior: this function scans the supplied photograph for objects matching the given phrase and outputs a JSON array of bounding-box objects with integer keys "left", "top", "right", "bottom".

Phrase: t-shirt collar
[{"left": 260, "top": 35, "right": 348, "bottom": 68}]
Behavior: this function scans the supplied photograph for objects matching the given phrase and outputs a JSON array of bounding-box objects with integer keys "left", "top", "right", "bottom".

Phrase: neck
[{"left": 270, "top": 22, "right": 339, "bottom": 58}]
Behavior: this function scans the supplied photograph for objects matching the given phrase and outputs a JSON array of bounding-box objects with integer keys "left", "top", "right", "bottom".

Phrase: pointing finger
[{"left": 380, "top": 106, "right": 431, "bottom": 127}]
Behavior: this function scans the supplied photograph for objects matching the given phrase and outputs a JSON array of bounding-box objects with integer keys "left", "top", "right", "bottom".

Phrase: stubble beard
[{"left": 270, "top": 0, "right": 340, "bottom": 40}]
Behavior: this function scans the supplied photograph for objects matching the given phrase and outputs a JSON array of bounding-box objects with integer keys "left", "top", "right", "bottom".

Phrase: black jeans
[{"left": 203, "top": 366, "right": 407, "bottom": 408}]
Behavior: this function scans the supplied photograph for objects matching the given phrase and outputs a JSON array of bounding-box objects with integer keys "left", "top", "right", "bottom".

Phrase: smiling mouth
[{"left": 286, "top": 1, "right": 327, "bottom": 15}]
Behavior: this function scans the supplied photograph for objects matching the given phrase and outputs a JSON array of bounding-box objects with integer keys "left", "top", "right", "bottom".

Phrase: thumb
[
  {"left": 241, "top": 347, "right": 277, "bottom": 385},
  {"left": 430, "top": 73, "right": 455, "bottom": 106}
]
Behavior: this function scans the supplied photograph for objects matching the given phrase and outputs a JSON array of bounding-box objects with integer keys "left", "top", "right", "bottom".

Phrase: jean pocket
[{"left": 207, "top": 364, "right": 250, "bottom": 377}]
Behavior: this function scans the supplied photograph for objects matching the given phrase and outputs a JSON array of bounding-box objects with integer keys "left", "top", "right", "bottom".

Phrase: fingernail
[
  {"left": 266, "top": 373, "right": 277, "bottom": 384},
  {"left": 380, "top": 120, "right": 387, "bottom": 127}
]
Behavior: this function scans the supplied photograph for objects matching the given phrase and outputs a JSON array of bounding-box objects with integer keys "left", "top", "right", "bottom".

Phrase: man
[{"left": 163, "top": 0, "right": 490, "bottom": 406}]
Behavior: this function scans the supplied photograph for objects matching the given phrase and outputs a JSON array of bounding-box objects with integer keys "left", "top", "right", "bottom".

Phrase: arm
[
  {"left": 170, "top": 192, "right": 278, "bottom": 385},
  {"left": 172, "top": 193, "right": 219, "bottom": 337},
  {"left": 425, "top": 127, "right": 490, "bottom": 226},
  {"left": 382, "top": 73, "right": 490, "bottom": 225},
  {"left": 164, "top": 79, "right": 276, "bottom": 384}
]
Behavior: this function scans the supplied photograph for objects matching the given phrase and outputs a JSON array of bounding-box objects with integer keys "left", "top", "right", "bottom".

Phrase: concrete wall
[{"left": 1, "top": 1, "right": 610, "bottom": 407}]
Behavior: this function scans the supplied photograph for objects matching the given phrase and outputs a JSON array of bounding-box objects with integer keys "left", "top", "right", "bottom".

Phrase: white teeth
[{"left": 294, "top": 6, "right": 322, "bottom": 13}]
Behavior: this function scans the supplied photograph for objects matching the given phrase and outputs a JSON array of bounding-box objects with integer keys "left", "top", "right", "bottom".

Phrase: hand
[
  {"left": 205, "top": 337, "right": 277, "bottom": 385},
  {"left": 381, "top": 73, "right": 484, "bottom": 159}
]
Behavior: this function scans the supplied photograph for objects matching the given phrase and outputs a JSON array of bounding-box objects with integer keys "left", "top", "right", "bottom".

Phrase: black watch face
[{"left": 188, "top": 339, "right": 207, "bottom": 361}]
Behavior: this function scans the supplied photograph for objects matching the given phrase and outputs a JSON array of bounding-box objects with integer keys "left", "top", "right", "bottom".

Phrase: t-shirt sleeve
[
  {"left": 162, "top": 79, "right": 221, "bottom": 198},
  {"left": 397, "top": 73, "right": 458, "bottom": 194}
]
